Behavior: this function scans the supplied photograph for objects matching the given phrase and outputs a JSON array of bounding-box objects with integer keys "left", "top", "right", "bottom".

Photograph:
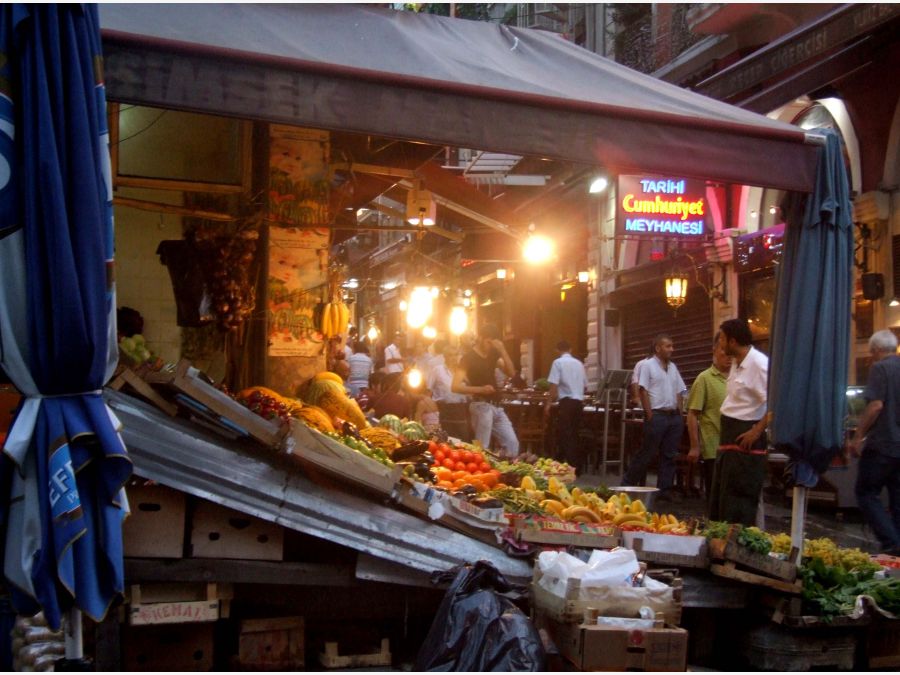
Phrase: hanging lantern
[
  {"left": 664, "top": 276, "right": 688, "bottom": 309},
  {"left": 449, "top": 306, "right": 468, "bottom": 336}
]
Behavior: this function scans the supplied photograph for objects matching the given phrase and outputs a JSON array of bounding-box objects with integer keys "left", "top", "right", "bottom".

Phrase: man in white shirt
[
  {"left": 544, "top": 340, "right": 587, "bottom": 469},
  {"left": 708, "top": 318, "right": 770, "bottom": 525},
  {"left": 383, "top": 332, "right": 405, "bottom": 374},
  {"left": 623, "top": 334, "right": 686, "bottom": 500},
  {"left": 428, "top": 342, "right": 467, "bottom": 404}
]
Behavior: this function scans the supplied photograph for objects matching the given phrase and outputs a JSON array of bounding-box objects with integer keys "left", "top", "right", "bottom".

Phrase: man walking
[
  {"left": 709, "top": 318, "right": 770, "bottom": 526},
  {"left": 452, "top": 324, "right": 519, "bottom": 458},
  {"left": 849, "top": 329, "right": 900, "bottom": 555},
  {"left": 686, "top": 333, "right": 732, "bottom": 498},
  {"left": 544, "top": 340, "right": 587, "bottom": 469},
  {"left": 623, "top": 334, "right": 685, "bottom": 501},
  {"left": 383, "top": 331, "right": 405, "bottom": 375}
]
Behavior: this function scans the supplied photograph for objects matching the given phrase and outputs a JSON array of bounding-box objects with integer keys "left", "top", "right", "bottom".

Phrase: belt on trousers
[
  {"left": 652, "top": 409, "right": 680, "bottom": 415},
  {"left": 719, "top": 444, "right": 768, "bottom": 456}
]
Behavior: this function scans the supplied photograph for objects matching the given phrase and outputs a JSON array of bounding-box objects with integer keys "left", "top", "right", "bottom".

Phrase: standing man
[
  {"left": 452, "top": 324, "right": 519, "bottom": 458},
  {"left": 849, "top": 329, "right": 900, "bottom": 555},
  {"left": 686, "top": 333, "right": 732, "bottom": 498},
  {"left": 709, "top": 318, "right": 770, "bottom": 526},
  {"left": 623, "top": 334, "right": 686, "bottom": 501},
  {"left": 544, "top": 340, "right": 587, "bottom": 469},
  {"left": 428, "top": 342, "right": 467, "bottom": 405},
  {"left": 383, "top": 331, "right": 405, "bottom": 375}
]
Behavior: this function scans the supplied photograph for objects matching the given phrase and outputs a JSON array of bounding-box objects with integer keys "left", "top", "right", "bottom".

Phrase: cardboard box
[
  {"left": 622, "top": 531, "right": 709, "bottom": 569},
  {"left": 537, "top": 613, "right": 688, "bottom": 671},
  {"left": 190, "top": 500, "right": 283, "bottom": 561},
  {"left": 121, "top": 623, "right": 214, "bottom": 671},
  {"left": 238, "top": 616, "right": 304, "bottom": 669},
  {"left": 508, "top": 514, "right": 620, "bottom": 548},
  {"left": 123, "top": 483, "right": 186, "bottom": 559}
]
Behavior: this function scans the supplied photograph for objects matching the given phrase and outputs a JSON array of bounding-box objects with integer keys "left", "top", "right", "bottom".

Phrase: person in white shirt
[
  {"left": 427, "top": 342, "right": 467, "bottom": 404},
  {"left": 623, "top": 334, "right": 686, "bottom": 501},
  {"left": 383, "top": 332, "right": 405, "bottom": 374},
  {"left": 346, "top": 341, "right": 374, "bottom": 398},
  {"left": 708, "top": 318, "right": 770, "bottom": 526},
  {"left": 544, "top": 340, "right": 587, "bottom": 469}
]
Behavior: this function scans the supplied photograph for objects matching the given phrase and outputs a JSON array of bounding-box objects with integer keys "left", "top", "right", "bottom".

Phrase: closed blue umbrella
[
  {"left": 0, "top": 2, "right": 131, "bottom": 651},
  {"left": 769, "top": 128, "right": 853, "bottom": 543}
]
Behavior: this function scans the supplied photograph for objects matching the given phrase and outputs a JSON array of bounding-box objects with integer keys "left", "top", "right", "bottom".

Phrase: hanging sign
[{"left": 616, "top": 175, "right": 708, "bottom": 239}]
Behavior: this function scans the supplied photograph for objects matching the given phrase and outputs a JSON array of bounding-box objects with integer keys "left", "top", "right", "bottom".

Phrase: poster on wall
[
  {"left": 266, "top": 124, "right": 331, "bottom": 357},
  {"left": 615, "top": 175, "right": 709, "bottom": 239},
  {"left": 267, "top": 228, "right": 329, "bottom": 357}
]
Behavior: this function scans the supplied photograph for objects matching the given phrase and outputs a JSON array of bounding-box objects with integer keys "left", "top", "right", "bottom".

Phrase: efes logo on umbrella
[{"left": 616, "top": 174, "right": 709, "bottom": 239}]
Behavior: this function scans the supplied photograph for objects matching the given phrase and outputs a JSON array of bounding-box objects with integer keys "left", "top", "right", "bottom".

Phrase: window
[{"left": 110, "top": 103, "right": 251, "bottom": 193}]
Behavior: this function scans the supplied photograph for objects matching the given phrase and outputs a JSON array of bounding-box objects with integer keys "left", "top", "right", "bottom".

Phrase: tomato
[
  {"left": 455, "top": 461, "right": 467, "bottom": 472},
  {"left": 479, "top": 462, "right": 492, "bottom": 472},
  {"left": 428, "top": 440, "right": 440, "bottom": 454},
  {"left": 466, "top": 462, "right": 479, "bottom": 473},
  {"left": 460, "top": 451, "right": 473, "bottom": 464},
  {"left": 434, "top": 449, "right": 446, "bottom": 463},
  {"left": 442, "top": 458, "right": 455, "bottom": 469},
  {"left": 439, "top": 443, "right": 452, "bottom": 455},
  {"left": 449, "top": 450, "right": 461, "bottom": 462},
  {"left": 490, "top": 469, "right": 501, "bottom": 477}
]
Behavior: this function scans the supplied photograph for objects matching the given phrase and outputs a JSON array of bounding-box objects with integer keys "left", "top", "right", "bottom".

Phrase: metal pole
[
  {"left": 790, "top": 486, "right": 807, "bottom": 554},
  {"left": 64, "top": 608, "right": 83, "bottom": 660}
]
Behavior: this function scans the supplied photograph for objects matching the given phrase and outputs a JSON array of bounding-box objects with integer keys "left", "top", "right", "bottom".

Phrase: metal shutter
[{"left": 621, "top": 287, "right": 714, "bottom": 387}]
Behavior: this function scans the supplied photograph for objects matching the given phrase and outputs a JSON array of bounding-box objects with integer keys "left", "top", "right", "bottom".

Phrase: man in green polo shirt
[{"left": 686, "top": 333, "right": 732, "bottom": 499}]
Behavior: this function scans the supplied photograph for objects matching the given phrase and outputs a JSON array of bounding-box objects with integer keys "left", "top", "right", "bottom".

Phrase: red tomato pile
[{"left": 428, "top": 440, "right": 502, "bottom": 492}]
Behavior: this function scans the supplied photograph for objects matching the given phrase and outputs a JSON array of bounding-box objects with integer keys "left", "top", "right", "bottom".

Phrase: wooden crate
[
  {"left": 723, "top": 536, "right": 798, "bottom": 581},
  {"left": 127, "top": 582, "right": 228, "bottom": 626},
  {"left": 709, "top": 562, "right": 803, "bottom": 594},
  {"left": 623, "top": 532, "right": 709, "bottom": 569},
  {"left": 109, "top": 367, "right": 178, "bottom": 417},
  {"left": 172, "top": 359, "right": 286, "bottom": 447},
  {"left": 237, "top": 616, "right": 304, "bottom": 670},
  {"left": 284, "top": 419, "right": 403, "bottom": 495},
  {"left": 319, "top": 638, "right": 390, "bottom": 669}
]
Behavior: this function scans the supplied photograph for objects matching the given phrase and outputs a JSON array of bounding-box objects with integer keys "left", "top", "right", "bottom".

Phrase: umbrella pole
[
  {"left": 63, "top": 608, "right": 83, "bottom": 660},
  {"left": 790, "top": 486, "right": 808, "bottom": 556}
]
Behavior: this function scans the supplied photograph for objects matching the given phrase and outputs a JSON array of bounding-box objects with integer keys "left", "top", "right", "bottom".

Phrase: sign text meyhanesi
[{"left": 616, "top": 175, "right": 708, "bottom": 239}]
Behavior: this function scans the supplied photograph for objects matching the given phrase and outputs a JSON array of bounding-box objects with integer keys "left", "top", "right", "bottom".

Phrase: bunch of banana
[
  {"left": 646, "top": 512, "right": 689, "bottom": 534},
  {"left": 360, "top": 426, "right": 401, "bottom": 454},
  {"left": 321, "top": 300, "right": 350, "bottom": 339}
]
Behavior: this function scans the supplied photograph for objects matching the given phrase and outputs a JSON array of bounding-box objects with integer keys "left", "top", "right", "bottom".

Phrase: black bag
[{"left": 415, "top": 561, "right": 545, "bottom": 672}]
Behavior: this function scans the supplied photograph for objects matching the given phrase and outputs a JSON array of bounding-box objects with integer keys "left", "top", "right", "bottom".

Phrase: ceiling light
[
  {"left": 496, "top": 268, "right": 507, "bottom": 280},
  {"left": 890, "top": 297, "right": 900, "bottom": 307},
  {"left": 449, "top": 306, "right": 468, "bottom": 335},
  {"left": 588, "top": 176, "right": 609, "bottom": 194},
  {"left": 406, "top": 187, "right": 436, "bottom": 226},
  {"left": 422, "top": 326, "right": 437, "bottom": 340},
  {"left": 577, "top": 270, "right": 589, "bottom": 283}
]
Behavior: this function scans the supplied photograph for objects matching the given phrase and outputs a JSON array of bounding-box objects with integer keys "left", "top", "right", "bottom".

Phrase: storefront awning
[
  {"left": 104, "top": 389, "right": 531, "bottom": 581},
  {"left": 99, "top": 3, "right": 819, "bottom": 192}
]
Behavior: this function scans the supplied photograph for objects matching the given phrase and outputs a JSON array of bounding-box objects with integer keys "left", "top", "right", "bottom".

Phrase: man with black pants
[
  {"left": 544, "top": 340, "right": 587, "bottom": 469},
  {"left": 709, "top": 318, "right": 770, "bottom": 526},
  {"left": 849, "top": 329, "right": 900, "bottom": 555},
  {"left": 623, "top": 334, "right": 685, "bottom": 501}
]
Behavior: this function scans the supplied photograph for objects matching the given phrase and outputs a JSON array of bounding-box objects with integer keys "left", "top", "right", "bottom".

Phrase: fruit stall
[{"left": 100, "top": 361, "right": 900, "bottom": 671}]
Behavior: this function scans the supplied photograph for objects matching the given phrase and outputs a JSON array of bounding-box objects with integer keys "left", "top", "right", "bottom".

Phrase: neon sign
[{"left": 616, "top": 175, "right": 708, "bottom": 238}]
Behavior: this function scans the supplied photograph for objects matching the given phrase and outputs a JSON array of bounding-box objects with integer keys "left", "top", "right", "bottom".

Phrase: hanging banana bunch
[{"left": 320, "top": 270, "right": 350, "bottom": 338}]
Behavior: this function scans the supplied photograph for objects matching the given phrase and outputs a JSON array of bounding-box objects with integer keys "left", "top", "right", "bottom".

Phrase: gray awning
[
  {"left": 105, "top": 388, "right": 530, "bottom": 581},
  {"left": 99, "top": 3, "right": 818, "bottom": 192}
]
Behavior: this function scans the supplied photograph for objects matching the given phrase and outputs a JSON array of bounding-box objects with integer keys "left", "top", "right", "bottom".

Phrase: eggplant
[{"left": 391, "top": 440, "right": 429, "bottom": 462}]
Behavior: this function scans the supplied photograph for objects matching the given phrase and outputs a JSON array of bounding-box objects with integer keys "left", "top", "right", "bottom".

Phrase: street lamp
[
  {"left": 523, "top": 233, "right": 554, "bottom": 264},
  {"left": 664, "top": 275, "right": 688, "bottom": 309}
]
